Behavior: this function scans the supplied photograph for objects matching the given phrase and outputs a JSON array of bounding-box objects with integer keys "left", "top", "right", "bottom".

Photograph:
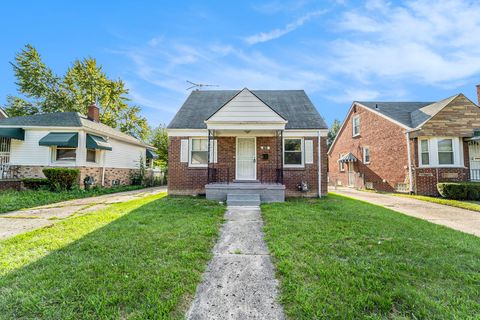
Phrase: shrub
[
  {"left": 42, "top": 168, "right": 80, "bottom": 191},
  {"left": 437, "top": 182, "right": 480, "bottom": 200},
  {"left": 22, "top": 178, "right": 49, "bottom": 190}
]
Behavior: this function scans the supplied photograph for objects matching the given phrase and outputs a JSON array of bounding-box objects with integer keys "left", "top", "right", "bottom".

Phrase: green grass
[
  {"left": 0, "top": 185, "right": 144, "bottom": 214},
  {"left": 0, "top": 193, "right": 225, "bottom": 319},
  {"left": 261, "top": 194, "right": 480, "bottom": 319},
  {"left": 393, "top": 193, "right": 480, "bottom": 212}
]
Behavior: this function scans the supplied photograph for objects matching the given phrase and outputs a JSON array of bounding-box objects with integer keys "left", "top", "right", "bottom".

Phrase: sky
[{"left": 1, "top": 0, "right": 480, "bottom": 128}]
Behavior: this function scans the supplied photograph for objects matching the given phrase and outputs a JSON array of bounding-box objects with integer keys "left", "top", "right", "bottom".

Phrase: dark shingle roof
[
  {"left": 0, "top": 111, "right": 147, "bottom": 146},
  {"left": 168, "top": 90, "right": 327, "bottom": 129},
  {"left": 0, "top": 112, "right": 82, "bottom": 127},
  {"left": 356, "top": 101, "right": 434, "bottom": 128}
]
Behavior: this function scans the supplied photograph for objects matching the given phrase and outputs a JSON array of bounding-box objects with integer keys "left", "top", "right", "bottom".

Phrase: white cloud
[
  {"left": 244, "top": 10, "right": 326, "bottom": 45},
  {"left": 332, "top": 0, "right": 480, "bottom": 85}
]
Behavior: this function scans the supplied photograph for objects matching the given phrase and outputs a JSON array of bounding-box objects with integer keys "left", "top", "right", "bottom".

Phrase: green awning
[
  {"left": 86, "top": 134, "right": 112, "bottom": 151},
  {"left": 0, "top": 128, "right": 25, "bottom": 140},
  {"left": 146, "top": 149, "right": 158, "bottom": 159},
  {"left": 39, "top": 132, "right": 78, "bottom": 147}
]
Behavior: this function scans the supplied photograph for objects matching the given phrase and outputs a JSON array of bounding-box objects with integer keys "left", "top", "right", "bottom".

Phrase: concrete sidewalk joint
[{"left": 187, "top": 206, "right": 285, "bottom": 320}]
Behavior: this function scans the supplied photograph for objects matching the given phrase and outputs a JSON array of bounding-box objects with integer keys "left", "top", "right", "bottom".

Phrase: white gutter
[
  {"left": 406, "top": 132, "right": 414, "bottom": 194},
  {"left": 318, "top": 130, "right": 322, "bottom": 198},
  {"left": 101, "top": 151, "right": 106, "bottom": 187}
]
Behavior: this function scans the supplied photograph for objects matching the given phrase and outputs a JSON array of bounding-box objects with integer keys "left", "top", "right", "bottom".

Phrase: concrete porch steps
[{"left": 227, "top": 193, "right": 261, "bottom": 206}]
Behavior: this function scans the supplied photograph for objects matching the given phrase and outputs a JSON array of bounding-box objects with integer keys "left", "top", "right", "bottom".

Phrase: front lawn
[
  {"left": 262, "top": 194, "right": 480, "bottom": 319},
  {"left": 0, "top": 193, "right": 225, "bottom": 319},
  {"left": 0, "top": 185, "right": 144, "bottom": 214},
  {"left": 393, "top": 193, "right": 480, "bottom": 212}
]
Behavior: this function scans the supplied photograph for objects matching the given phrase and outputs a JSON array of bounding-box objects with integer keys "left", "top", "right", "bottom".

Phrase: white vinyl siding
[
  {"left": 180, "top": 139, "right": 189, "bottom": 162},
  {"left": 305, "top": 140, "right": 313, "bottom": 164},
  {"left": 418, "top": 137, "right": 462, "bottom": 168},
  {"left": 207, "top": 89, "right": 285, "bottom": 123},
  {"left": 10, "top": 130, "right": 62, "bottom": 166},
  {"left": 104, "top": 138, "right": 145, "bottom": 169}
]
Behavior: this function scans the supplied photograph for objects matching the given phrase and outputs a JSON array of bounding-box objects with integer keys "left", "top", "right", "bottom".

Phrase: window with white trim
[
  {"left": 420, "top": 139, "right": 429, "bottom": 165},
  {"left": 339, "top": 153, "right": 345, "bottom": 171},
  {"left": 86, "top": 149, "right": 97, "bottom": 163},
  {"left": 190, "top": 138, "right": 208, "bottom": 166},
  {"left": 55, "top": 148, "right": 76, "bottom": 161},
  {"left": 363, "top": 147, "right": 370, "bottom": 164},
  {"left": 438, "top": 138, "right": 454, "bottom": 165},
  {"left": 418, "top": 137, "right": 462, "bottom": 167},
  {"left": 352, "top": 115, "right": 360, "bottom": 136},
  {"left": 284, "top": 138, "right": 303, "bottom": 167}
]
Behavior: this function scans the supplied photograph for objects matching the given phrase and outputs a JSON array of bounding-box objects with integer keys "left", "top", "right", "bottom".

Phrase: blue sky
[{"left": 1, "top": 0, "right": 480, "bottom": 128}]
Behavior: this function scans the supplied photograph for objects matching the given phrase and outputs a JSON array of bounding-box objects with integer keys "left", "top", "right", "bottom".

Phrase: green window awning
[
  {"left": 86, "top": 134, "right": 112, "bottom": 151},
  {"left": 39, "top": 132, "right": 78, "bottom": 147},
  {"left": 146, "top": 149, "right": 158, "bottom": 159},
  {"left": 0, "top": 128, "right": 25, "bottom": 140}
]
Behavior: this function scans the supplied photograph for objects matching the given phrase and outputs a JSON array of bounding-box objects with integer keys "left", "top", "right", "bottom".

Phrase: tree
[
  {"left": 149, "top": 124, "right": 169, "bottom": 168},
  {"left": 3, "top": 45, "right": 149, "bottom": 140},
  {"left": 327, "top": 119, "right": 341, "bottom": 149}
]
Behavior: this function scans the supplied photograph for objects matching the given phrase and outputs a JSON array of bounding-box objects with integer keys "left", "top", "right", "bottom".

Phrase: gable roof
[
  {"left": 168, "top": 89, "right": 327, "bottom": 129},
  {"left": 0, "top": 108, "right": 7, "bottom": 118},
  {"left": 0, "top": 112, "right": 147, "bottom": 147}
]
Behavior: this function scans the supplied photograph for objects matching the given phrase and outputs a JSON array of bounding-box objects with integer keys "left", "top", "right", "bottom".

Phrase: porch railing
[
  {"left": 258, "top": 167, "right": 283, "bottom": 184},
  {"left": 471, "top": 169, "right": 480, "bottom": 181},
  {"left": 208, "top": 167, "right": 283, "bottom": 184},
  {"left": 208, "top": 167, "right": 231, "bottom": 184}
]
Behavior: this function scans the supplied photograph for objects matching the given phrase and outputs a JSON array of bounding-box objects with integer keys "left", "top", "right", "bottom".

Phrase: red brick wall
[
  {"left": 168, "top": 135, "right": 328, "bottom": 197},
  {"left": 328, "top": 104, "right": 409, "bottom": 192}
]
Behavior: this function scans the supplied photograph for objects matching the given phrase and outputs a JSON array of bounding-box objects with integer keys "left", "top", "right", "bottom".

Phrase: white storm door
[
  {"left": 469, "top": 143, "right": 480, "bottom": 181},
  {"left": 236, "top": 137, "right": 256, "bottom": 180}
]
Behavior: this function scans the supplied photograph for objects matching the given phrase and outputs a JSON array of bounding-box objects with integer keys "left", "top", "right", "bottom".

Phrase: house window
[
  {"left": 190, "top": 138, "right": 208, "bottom": 166},
  {"left": 284, "top": 138, "right": 303, "bottom": 166},
  {"left": 438, "top": 139, "right": 454, "bottom": 165},
  {"left": 146, "top": 157, "right": 152, "bottom": 168},
  {"left": 363, "top": 147, "right": 370, "bottom": 164},
  {"left": 339, "top": 154, "right": 345, "bottom": 171},
  {"left": 420, "top": 140, "right": 429, "bottom": 165},
  {"left": 352, "top": 115, "right": 360, "bottom": 136},
  {"left": 86, "top": 149, "right": 96, "bottom": 163},
  {"left": 55, "top": 148, "right": 76, "bottom": 161}
]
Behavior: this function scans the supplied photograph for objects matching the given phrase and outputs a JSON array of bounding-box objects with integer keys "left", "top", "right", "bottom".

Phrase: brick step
[{"left": 227, "top": 193, "right": 261, "bottom": 206}]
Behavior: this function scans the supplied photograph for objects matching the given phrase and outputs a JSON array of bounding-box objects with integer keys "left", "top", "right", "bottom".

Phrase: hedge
[
  {"left": 42, "top": 168, "right": 80, "bottom": 190},
  {"left": 22, "top": 178, "right": 49, "bottom": 190},
  {"left": 437, "top": 182, "right": 480, "bottom": 200}
]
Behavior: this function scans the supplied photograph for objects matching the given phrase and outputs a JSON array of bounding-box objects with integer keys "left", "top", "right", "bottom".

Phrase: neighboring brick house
[
  {"left": 0, "top": 103, "right": 157, "bottom": 189},
  {"left": 167, "top": 88, "right": 328, "bottom": 202},
  {"left": 328, "top": 88, "right": 480, "bottom": 196}
]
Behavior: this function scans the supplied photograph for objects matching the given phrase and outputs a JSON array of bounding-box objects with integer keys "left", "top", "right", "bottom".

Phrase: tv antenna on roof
[{"left": 186, "top": 80, "right": 219, "bottom": 91}]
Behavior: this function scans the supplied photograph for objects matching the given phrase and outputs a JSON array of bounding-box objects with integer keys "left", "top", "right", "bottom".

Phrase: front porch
[{"left": 205, "top": 181, "right": 285, "bottom": 203}]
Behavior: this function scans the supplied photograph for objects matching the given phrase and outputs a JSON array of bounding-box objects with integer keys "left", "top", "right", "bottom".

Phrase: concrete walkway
[
  {"left": 187, "top": 206, "right": 285, "bottom": 320},
  {"left": 0, "top": 186, "right": 167, "bottom": 240},
  {"left": 333, "top": 187, "right": 480, "bottom": 237}
]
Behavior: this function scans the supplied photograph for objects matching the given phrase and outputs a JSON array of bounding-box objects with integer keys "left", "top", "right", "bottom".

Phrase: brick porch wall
[{"left": 168, "top": 136, "right": 328, "bottom": 197}]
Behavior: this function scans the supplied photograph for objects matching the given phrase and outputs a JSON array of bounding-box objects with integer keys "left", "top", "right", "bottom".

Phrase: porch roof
[
  {"left": 338, "top": 152, "right": 358, "bottom": 163},
  {"left": 0, "top": 128, "right": 24, "bottom": 140}
]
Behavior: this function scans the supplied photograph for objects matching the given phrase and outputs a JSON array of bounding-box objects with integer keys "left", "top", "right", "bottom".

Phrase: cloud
[
  {"left": 332, "top": 0, "right": 480, "bottom": 85},
  {"left": 244, "top": 9, "right": 326, "bottom": 45}
]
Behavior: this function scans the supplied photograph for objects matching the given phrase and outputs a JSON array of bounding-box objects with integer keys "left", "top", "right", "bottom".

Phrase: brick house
[
  {"left": 167, "top": 88, "right": 328, "bottom": 202},
  {"left": 328, "top": 88, "right": 480, "bottom": 196},
  {"left": 0, "top": 103, "right": 157, "bottom": 189}
]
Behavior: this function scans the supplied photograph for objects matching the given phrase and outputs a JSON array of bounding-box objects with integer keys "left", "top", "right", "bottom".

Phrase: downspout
[
  {"left": 406, "top": 132, "right": 414, "bottom": 194},
  {"left": 101, "top": 151, "right": 106, "bottom": 187},
  {"left": 318, "top": 130, "right": 322, "bottom": 198}
]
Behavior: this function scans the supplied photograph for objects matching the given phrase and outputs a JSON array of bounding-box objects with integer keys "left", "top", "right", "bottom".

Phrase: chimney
[
  {"left": 87, "top": 102, "right": 100, "bottom": 122},
  {"left": 477, "top": 84, "right": 480, "bottom": 106}
]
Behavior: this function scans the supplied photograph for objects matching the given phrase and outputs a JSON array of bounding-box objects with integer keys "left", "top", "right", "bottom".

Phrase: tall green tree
[
  {"left": 4, "top": 44, "right": 149, "bottom": 140},
  {"left": 149, "top": 124, "right": 168, "bottom": 168},
  {"left": 327, "top": 119, "right": 341, "bottom": 149}
]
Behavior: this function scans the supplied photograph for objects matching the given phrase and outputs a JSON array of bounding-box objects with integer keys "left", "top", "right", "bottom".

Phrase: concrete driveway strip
[
  {"left": 332, "top": 187, "right": 480, "bottom": 237},
  {"left": 0, "top": 186, "right": 167, "bottom": 240},
  {"left": 187, "top": 206, "right": 285, "bottom": 320}
]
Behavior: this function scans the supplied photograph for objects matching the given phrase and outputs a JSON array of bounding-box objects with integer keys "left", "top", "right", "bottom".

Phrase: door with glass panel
[
  {"left": 469, "top": 143, "right": 480, "bottom": 181},
  {"left": 0, "top": 137, "right": 11, "bottom": 179},
  {"left": 236, "top": 137, "right": 256, "bottom": 180}
]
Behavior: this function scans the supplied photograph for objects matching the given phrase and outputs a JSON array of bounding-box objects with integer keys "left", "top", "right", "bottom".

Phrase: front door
[
  {"left": 469, "top": 143, "right": 480, "bottom": 181},
  {"left": 348, "top": 163, "right": 355, "bottom": 187},
  {"left": 236, "top": 137, "right": 256, "bottom": 180}
]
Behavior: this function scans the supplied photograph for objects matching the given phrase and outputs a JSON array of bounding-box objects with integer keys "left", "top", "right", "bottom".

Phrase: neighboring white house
[{"left": 0, "top": 104, "right": 157, "bottom": 188}]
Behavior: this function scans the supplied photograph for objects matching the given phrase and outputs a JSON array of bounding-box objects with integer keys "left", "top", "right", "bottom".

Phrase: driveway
[
  {"left": 0, "top": 186, "right": 167, "bottom": 240},
  {"left": 332, "top": 188, "right": 480, "bottom": 237}
]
